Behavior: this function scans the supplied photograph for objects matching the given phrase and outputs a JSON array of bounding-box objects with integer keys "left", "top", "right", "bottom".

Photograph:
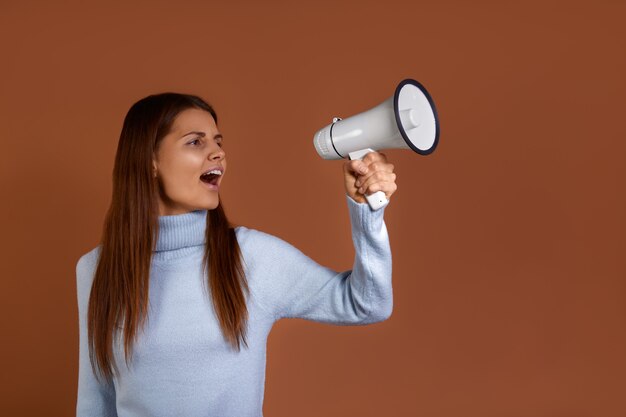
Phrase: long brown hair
[{"left": 88, "top": 93, "right": 249, "bottom": 383}]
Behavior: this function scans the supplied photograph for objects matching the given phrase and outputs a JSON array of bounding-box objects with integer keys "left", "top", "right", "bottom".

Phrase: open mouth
[{"left": 199, "top": 170, "right": 223, "bottom": 189}]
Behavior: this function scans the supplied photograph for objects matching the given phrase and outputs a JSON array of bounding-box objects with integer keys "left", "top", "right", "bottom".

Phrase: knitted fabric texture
[{"left": 76, "top": 194, "right": 393, "bottom": 417}]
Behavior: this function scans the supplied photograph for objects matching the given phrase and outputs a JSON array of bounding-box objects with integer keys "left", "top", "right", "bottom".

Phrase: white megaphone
[{"left": 313, "top": 78, "right": 440, "bottom": 211}]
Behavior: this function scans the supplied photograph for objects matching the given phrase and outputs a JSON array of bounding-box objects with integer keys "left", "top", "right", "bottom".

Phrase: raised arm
[
  {"left": 246, "top": 193, "right": 393, "bottom": 325},
  {"left": 76, "top": 250, "right": 118, "bottom": 417}
]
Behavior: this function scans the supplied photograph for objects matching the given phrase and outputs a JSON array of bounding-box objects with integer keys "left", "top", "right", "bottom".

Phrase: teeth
[{"left": 203, "top": 169, "right": 222, "bottom": 176}]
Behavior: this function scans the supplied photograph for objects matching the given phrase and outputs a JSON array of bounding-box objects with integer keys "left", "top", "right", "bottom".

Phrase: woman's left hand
[{"left": 343, "top": 151, "right": 397, "bottom": 204}]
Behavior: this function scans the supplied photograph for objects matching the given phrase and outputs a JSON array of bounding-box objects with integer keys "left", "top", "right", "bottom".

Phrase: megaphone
[{"left": 313, "top": 78, "right": 440, "bottom": 211}]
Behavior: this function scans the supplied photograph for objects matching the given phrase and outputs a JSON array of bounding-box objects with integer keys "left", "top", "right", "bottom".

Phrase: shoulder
[
  {"left": 75, "top": 245, "right": 101, "bottom": 296},
  {"left": 234, "top": 225, "right": 303, "bottom": 262},
  {"left": 235, "top": 226, "right": 274, "bottom": 243},
  {"left": 234, "top": 225, "right": 293, "bottom": 250},
  {"left": 76, "top": 245, "right": 101, "bottom": 275}
]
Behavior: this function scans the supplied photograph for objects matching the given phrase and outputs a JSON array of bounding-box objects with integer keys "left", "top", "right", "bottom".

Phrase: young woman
[{"left": 76, "top": 92, "right": 398, "bottom": 416}]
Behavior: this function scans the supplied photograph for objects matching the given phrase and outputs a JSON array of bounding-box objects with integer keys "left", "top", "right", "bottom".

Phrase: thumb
[{"left": 344, "top": 159, "right": 368, "bottom": 177}]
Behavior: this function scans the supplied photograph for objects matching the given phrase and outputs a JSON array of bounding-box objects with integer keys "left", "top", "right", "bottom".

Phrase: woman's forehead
[{"left": 172, "top": 108, "right": 217, "bottom": 132}]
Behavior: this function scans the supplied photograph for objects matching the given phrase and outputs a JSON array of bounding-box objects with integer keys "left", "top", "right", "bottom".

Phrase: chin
[{"left": 198, "top": 196, "right": 220, "bottom": 211}]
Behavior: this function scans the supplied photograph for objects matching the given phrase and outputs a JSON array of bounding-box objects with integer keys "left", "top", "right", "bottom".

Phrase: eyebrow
[{"left": 180, "top": 131, "right": 223, "bottom": 140}]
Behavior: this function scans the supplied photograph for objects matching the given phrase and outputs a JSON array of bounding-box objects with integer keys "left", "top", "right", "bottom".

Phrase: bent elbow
[
  {"left": 378, "top": 302, "right": 394, "bottom": 322},
  {"left": 363, "top": 299, "right": 393, "bottom": 324}
]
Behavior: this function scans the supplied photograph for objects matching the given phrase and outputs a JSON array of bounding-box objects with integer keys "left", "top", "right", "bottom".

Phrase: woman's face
[{"left": 152, "top": 107, "right": 226, "bottom": 216}]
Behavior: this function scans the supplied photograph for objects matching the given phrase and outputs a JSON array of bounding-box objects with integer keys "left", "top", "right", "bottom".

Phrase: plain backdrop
[{"left": 0, "top": 0, "right": 624, "bottom": 416}]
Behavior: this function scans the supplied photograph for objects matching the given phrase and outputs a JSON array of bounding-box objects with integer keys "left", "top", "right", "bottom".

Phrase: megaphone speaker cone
[{"left": 394, "top": 78, "right": 440, "bottom": 155}]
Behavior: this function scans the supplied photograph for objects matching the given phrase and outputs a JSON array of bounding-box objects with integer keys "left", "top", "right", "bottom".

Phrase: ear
[{"left": 152, "top": 158, "right": 158, "bottom": 178}]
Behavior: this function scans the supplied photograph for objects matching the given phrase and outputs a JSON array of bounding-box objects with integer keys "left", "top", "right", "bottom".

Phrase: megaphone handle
[{"left": 348, "top": 148, "right": 390, "bottom": 211}]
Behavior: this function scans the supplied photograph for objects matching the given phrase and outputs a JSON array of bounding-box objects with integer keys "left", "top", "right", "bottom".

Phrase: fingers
[
  {"left": 344, "top": 150, "right": 398, "bottom": 200},
  {"left": 362, "top": 150, "right": 388, "bottom": 163},
  {"left": 346, "top": 151, "right": 389, "bottom": 176},
  {"left": 354, "top": 160, "right": 395, "bottom": 188},
  {"left": 371, "top": 181, "right": 398, "bottom": 200},
  {"left": 355, "top": 171, "right": 397, "bottom": 198},
  {"left": 346, "top": 159, "right": 369, "bottom": 176}
]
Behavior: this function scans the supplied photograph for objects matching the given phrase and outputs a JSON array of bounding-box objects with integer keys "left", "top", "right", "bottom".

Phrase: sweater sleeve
[
  {"left": 248, "top": 193, "right": 393, "bottom": 324},
  {"left": 75, "top": 249, "right": 118, "bottom": 417}
]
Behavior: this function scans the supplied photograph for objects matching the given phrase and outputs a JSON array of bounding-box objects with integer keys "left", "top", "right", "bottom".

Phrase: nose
[{"left": 208, "top": 142, "right": 225, "bottom": 161}]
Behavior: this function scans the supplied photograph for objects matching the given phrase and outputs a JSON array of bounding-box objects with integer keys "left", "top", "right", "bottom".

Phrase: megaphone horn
[{"left": 313, "top": 78, "right": 440, "bottom": 210}]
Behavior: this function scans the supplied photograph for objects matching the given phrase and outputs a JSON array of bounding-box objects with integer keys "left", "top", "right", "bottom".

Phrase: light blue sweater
[{"left": 76, "top": 194, "right": 393, "bottom": 417}]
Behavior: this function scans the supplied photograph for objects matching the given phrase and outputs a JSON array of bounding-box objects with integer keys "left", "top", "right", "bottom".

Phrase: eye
[{"left": 188, "top": 137, "right": 202, "bottom": 146}]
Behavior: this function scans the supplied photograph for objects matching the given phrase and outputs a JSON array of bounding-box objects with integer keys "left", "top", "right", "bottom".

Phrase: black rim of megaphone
[{"left": 393, "top": 78, "right": 440, "bottom": 155}]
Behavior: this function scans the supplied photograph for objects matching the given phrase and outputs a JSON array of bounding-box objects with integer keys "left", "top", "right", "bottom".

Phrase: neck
[{"left": 153, "top": 209, "right": 208, "bottom": 262}]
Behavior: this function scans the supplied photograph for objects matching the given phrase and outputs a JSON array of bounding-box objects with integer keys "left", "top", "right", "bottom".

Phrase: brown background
[{"left": 1, "top": 0, "right": 624, "bottom": 416}]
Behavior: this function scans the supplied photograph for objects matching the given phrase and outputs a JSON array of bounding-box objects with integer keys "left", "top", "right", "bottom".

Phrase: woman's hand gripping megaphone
[{"left": 343, "top": 149, "right": 397, "bottom": 209}]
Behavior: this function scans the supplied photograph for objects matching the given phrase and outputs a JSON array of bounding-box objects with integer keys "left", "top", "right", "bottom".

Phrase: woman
[{"left": 76, "top": 92, "right": 397, "bottom": 416}]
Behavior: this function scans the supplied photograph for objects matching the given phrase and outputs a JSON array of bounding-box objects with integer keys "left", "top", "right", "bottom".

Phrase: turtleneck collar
[{"left": 153, "top": 209, "right": 208, "bottom": 261}]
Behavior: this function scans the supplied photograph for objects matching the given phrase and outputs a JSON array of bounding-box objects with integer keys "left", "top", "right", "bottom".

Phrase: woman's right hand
[{"left": 343, "top": 151, "right": 397, "bottom": 204}]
